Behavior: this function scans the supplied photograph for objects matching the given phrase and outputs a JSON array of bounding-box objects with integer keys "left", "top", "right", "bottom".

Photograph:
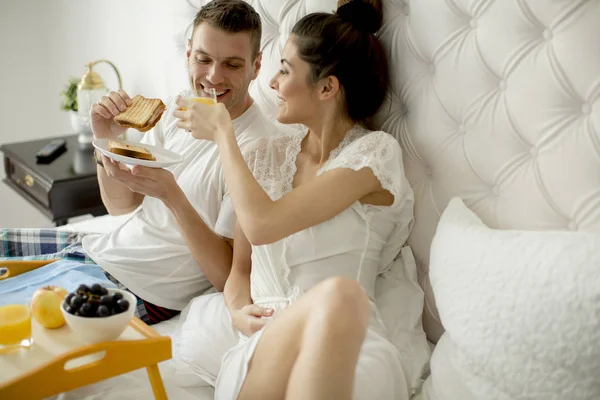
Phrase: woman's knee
[{"left": 312, "top": 276, "right": 371, "bottom": 328}]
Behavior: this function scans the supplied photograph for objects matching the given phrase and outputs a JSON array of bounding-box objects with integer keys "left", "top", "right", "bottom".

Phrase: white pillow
[{"left": 424, "top": 198, "right": 600, "bottom": 400}]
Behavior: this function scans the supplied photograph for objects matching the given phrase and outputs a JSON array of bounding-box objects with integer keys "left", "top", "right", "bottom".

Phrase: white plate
[{"left": 93, "top": 138, "right": 184, "bottom": 168}]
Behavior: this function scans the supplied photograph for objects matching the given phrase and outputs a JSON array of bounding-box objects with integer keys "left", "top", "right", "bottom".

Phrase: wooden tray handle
[
  {"left": 0, "top": 259, "right": 61, "bottom": 280},
  {"left": 0, "top": 333, "right": 171, "bottom": 399}
]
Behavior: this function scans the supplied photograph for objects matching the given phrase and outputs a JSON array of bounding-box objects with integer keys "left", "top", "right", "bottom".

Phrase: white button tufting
[
  {"left": 425, "top": 167, "right": 433, "bottom": 177},
  {"left": 470, "top": 19, "right": 477, "bottom": 29},
  {"left": 373, "top": 0, "right": 600, "bottom": 343},
  {"left": 458, "top": 124, "right": 466, "bottom": 134},
  {"left": 429, "top": 64, "right": 436, "bottom": 73},
  {"left": 569, "top": 221, "right": 577, "bottom": 231}
]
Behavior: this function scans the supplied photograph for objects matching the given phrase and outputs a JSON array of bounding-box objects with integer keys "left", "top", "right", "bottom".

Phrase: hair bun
[{"left": 336, "top": 0, "right": 382, "bottom": 34}]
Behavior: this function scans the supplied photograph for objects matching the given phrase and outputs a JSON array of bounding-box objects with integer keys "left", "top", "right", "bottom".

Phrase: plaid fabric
[
  {"left": 1, "top": 228, "right": 179, "bottom": 326},
  {"left": 104, "top": 271, "right": 180, "bottom": 325},
  {"left": 0, "top": 228, "right": 92, "bottom": 263}
]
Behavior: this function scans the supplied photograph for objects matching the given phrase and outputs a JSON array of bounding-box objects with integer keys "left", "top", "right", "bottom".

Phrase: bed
[{"left": 52, "top": 0, "right": 599, "bottom": 399}]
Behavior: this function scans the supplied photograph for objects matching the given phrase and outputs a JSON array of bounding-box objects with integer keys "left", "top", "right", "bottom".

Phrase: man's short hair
[{"left": 193, "top": 0, "right": 262, "bottom": 57}]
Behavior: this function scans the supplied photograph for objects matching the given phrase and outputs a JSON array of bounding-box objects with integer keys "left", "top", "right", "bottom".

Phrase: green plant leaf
[{"left": 59, "top": 76, "right": 79, "bottom": 112}]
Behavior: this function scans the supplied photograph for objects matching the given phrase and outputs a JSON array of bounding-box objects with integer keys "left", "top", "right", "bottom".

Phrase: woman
[{"left": 174, "top": 0, "right": 414, "bottom": 398}]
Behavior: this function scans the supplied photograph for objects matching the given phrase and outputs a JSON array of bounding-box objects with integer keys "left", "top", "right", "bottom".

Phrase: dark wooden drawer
[
  {"left": 1, "top": 135, "right": 108, "bottom": 226},
  {"left": 50, "top": 179, "right": 106, "bottom": 220},
  {"left": 5, "top": 157, "right": 51, "bottom": 208}
]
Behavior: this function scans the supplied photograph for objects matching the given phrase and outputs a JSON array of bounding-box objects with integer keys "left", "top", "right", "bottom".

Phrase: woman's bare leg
[{"left": 237, "top": 276, "right": 370, "bottom": 400}]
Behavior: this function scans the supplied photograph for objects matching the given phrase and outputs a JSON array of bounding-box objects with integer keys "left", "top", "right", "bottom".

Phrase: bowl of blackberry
[{"left": 61, "top": 283, "right": 136, "bottom": 344}]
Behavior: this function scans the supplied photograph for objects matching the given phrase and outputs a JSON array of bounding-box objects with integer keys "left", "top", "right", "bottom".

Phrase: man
[{"left": 0, "top": 0, "right": 275, "bottom": 325}]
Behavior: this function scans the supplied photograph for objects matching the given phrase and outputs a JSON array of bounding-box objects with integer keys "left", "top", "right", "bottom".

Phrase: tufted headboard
[{"left": 177, "top": 0, "right": 600, "bottom": 343}]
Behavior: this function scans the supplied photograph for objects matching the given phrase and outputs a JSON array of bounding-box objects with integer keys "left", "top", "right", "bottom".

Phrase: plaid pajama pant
[{"left": 0, "top": 228, "right": 179, "bottom": 325}]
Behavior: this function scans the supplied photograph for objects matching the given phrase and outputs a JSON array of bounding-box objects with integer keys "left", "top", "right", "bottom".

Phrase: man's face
[{"left": 186, "top": 22, "right": 261, "bottom": 119}]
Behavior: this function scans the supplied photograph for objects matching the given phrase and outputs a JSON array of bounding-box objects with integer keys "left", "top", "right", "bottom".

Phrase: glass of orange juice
[
  {"left": 0, "top": 304, "right": 33, "bottom": 353},
  {"left": 180, "top": 88, "right": 217, "bottom": 110}
]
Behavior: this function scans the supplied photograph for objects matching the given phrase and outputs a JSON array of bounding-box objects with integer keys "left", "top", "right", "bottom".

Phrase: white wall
[{"left": 0, "top": 0, "right": 196, "bottom": 227}]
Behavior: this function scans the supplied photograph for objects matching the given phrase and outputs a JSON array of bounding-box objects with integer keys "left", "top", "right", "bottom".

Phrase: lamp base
[
  {"left": 77, "top": 132, "right": 94, "bottom": 147},
  {"left": 70, "top": 112, "right": 94, "bottom": 145}
]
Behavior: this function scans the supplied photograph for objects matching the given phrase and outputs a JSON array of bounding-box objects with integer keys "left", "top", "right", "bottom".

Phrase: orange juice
[
  {"left": 190, "top": 97, "right": 217, "bottom": 105},
  {"left": 180, "top": 97, "right": 216, "bottom": 110},
  {"left": 0, "top": 304, "right": 33, "bottom": 351}
]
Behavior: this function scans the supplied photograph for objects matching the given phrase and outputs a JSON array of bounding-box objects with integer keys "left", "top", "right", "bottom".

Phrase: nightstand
[{"left": 0, "top": 134, "right": 107, "bottom": 226}]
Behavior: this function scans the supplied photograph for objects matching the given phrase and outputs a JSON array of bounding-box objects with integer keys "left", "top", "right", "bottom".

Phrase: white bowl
[{"left": 61, "top": 288, "right": 136, "bottom": 344}]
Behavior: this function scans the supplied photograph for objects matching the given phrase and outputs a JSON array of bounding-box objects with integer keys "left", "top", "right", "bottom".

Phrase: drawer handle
[{"left": 17, "top": 175, "right": 35, "bottom": 187}]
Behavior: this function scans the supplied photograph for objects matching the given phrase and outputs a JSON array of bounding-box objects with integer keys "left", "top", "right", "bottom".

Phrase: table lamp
[{"left": 76, "top": 59, "right": 123, "bottom": 145}]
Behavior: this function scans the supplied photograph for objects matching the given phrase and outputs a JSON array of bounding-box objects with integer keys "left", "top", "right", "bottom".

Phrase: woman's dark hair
[{"left": 291, "top": 0, "right": 389, "bottom": 122}]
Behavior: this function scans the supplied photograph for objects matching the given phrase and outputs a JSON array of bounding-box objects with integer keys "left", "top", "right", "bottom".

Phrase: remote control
[{"left": 36, "top": 139, "right": 67, "bottom": 163}]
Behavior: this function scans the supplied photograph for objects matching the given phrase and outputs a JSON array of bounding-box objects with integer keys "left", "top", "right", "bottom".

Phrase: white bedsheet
[{"left": 56, "top": 213, "right": 135, "bottom": 235}]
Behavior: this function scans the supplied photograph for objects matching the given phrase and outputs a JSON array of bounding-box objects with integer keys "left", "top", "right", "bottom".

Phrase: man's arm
[
  {"left": 164, "top": 184, "right": 233, "bottom": 291},
  {"left": 90, "top": 90, "right": 145, "bottom": 215},
  {"left": 100, "top": 155, "right": 233, "bottom": 289},
  {"left": 97, "top": 157, "right": 144, "bottom": 215}
]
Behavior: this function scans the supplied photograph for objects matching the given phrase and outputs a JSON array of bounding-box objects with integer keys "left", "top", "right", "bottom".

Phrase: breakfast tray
[{"left": 0, "top": 316, "right": 171, "bottom": 399}]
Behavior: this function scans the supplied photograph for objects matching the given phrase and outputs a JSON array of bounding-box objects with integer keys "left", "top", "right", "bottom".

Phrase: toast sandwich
[
  {"left": 108, "top": 140, "right": 156, "bottom": 161},
  {"left": 114, "top": 95, "right": 166, "bottom": 132}
]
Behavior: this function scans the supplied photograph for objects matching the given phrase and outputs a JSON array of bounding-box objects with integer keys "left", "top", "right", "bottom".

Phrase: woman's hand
[
  {"left": 231, "top": 304, "right": 274, "bottom": 337},
  {"left": 173, "top": 96, "right": 232, "bottom": 141}
]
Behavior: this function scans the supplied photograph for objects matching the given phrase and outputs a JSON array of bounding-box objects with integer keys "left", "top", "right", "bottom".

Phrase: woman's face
[{"left": 269, "top": 37, "right": 318, "bottom": 125}]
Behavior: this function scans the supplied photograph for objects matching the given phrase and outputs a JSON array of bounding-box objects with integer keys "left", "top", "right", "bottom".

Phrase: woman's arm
[
  {"left": 174, "top": 99, "right": 389, "bottom": 246},
  {"left": 224, "top": 223, "right": 253, "bottom": 312},
  {"left": 215, "top": 128, "right": 382, "bottom": 245},
  {"left": 225, "top": 223, "right": 273, "bottom": 336}
]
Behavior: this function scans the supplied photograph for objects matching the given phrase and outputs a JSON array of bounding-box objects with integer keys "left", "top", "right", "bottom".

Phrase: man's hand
[
  {"left": 91, "top": 90, "right": 132, "bottom": 140},
  {"left": 231, "top": 304, "right": 273, "bottom": 337},
  {"left": 101, "top": 155, "right": 180, "bottom": 205}
]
